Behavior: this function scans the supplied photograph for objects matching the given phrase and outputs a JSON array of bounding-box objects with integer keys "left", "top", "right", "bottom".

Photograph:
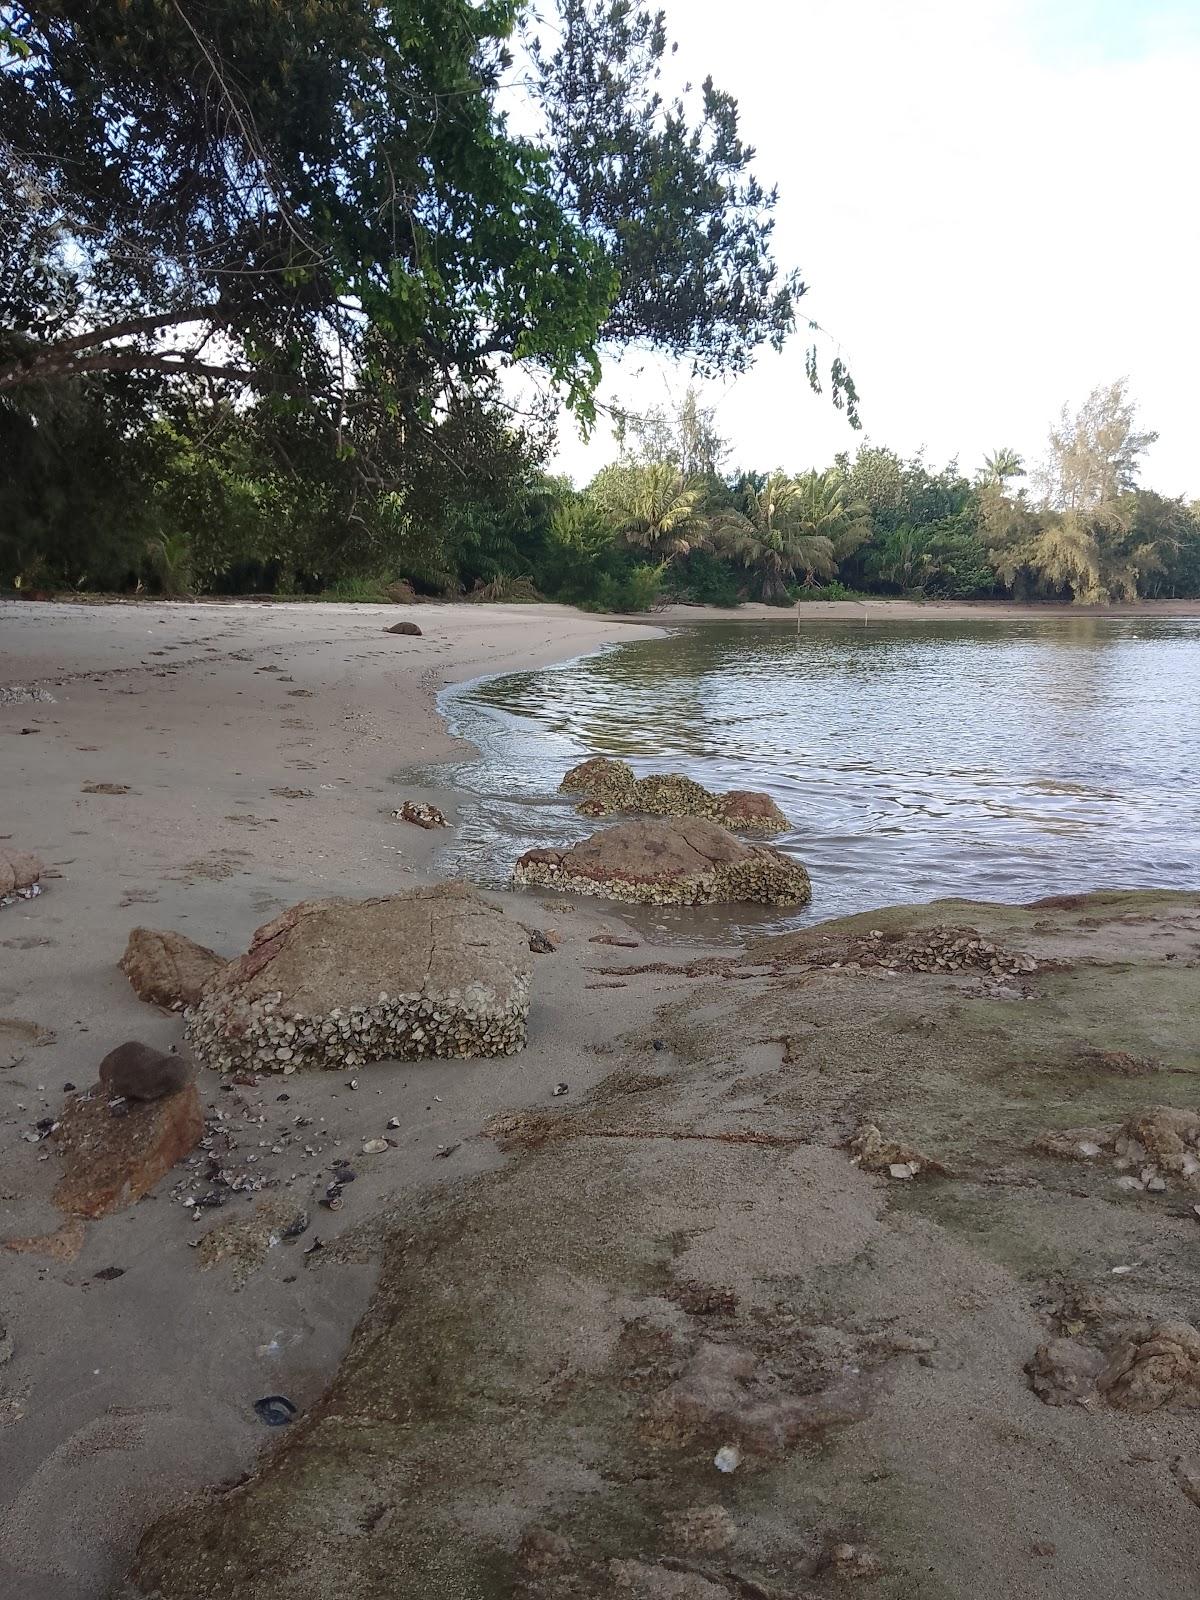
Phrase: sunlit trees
[
  {"left": 1036, "top": 380, "right": 1158, "bottom": 510},
  {"left": 588, "top": 462, "right": 707, "bottom": 561},
  {"left": 715, "top": 471, "right": 858, "bottom": 601}
]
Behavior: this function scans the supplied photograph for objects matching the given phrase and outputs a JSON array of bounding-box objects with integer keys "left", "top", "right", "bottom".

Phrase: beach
[{"left": 3, "top": 598, "right": 1199, "bottom": 1600}]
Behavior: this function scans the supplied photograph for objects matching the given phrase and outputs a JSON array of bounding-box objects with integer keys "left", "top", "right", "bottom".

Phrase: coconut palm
[
  {"left": 977, "top": 447, "right": 1026, "bottom": 489},
  {"left": 588, "top": 461, "right": 707, "bottom": 561},
  {"left": 715, "top": 470, "right": 860, "bottom": 602}
]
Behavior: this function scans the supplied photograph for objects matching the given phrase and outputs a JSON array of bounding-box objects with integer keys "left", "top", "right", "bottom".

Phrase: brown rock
[
  {"left": 392, "top": 800, "right": 448, "bottom": 829},
  {"left": 0, "top": 849, "right": 42, "bottom": 900},
  {"left": 120, "top": 927, "right": 226, "bottom": 1009},
  {"left": 51, "top": 1082, "right": 204, "bottom": 1218},
  {"left": 716, "top": 788, "right": 790, "bottom": 831},
  {"left": 99, "top": 1041, "right": 194, "bottom": 1101},
  {"left": 1026, "top": 1338, "right": 1105, "bottom": 1406},
  {"left": 1173, "top": 1455, "right": 1200, "bottom": 1508},
  {"left": 1097, "top": 1321, "right": 1200, "bottom": 1413},
  {"left": 186, "top": 881, "right": 532, "bottom": 1074},
  {"left": 385, "top": 621, "right": 422, "bottom": 636},
  {"left": 513, "top": 816, "right": 811, "bottom": 908}
]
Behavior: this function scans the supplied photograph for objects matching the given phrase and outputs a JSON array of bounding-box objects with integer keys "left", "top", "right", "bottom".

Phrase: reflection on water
[{"left": 411, "top": 618, "right": 1200, "bottom": 940}]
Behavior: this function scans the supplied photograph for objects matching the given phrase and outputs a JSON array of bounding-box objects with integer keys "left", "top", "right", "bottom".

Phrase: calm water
[{"left": 418, "top": 618, "right": 1200, "bottom": 938}]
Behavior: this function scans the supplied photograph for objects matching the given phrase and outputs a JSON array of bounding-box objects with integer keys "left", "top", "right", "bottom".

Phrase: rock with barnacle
[
  {"left": 185, "top": 882, "right": 531, "bottom": 1074},
  {"left": 514, "top": 816, "right": 810, "bottom": 908},
  {"left": 560, "top": 756, "right": 789, "bottom": 833}
]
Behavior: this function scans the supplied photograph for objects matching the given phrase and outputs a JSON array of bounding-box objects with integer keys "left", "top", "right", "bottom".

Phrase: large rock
[
  {"left": 0, "top": 849, "right": 42, "bottom": 902},
  {"left": 385, "top": 620, "right": 422, "bottom": 636},
  {"left": 120, "top": 927, "right": 226, "bottom": 1009},
  {"left": 185, "top": 882, "right": 531, "bottom": 1074},
  {"left": 513, "top": 817, "right": 811, "bottom": 907},
  {"left": 52, "top": 1082, "right": 204, "bottom": 1218},
  {"left": 560, "top": 757, "right": 788, "bottom": 834}
]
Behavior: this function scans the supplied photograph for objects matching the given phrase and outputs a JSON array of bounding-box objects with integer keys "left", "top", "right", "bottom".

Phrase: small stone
[
  {"left": 362, "top": 1138, "right": 388, "bottom": 1155},
  {"left": 552, "top": 1082, "right": 569, "bottom": 1097},
  {"left": 713, "top": 1443, "right": 741, "bottom": 1473},
  {"left": 98, "top": 1042, "right": 193, "bottom": 1102},
  {"left": 387, "top": 1116, "right": 401, "bottom": 1129}
]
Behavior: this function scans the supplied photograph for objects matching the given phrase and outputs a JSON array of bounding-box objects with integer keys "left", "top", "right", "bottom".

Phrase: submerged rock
[
  {"left": 119, "top": 927, "right": 226, "bottom": 1010},
  {"left": 185, "top": 881, "right": 532, "bottom": 1074},
  {"left": 51, "top": 1081, "right": 204, "bottom": 1218},
  {"left": 561, "top": 757, "right": 788, "bottom": 833},
  {"left": 514, "top": 817, "right": 811, "bottom": 907}
]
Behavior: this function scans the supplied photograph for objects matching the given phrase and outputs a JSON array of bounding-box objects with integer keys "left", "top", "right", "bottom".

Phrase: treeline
[
  {"left": 5, "top": 374, "right": 1195, "bottom": 609},
  {"left": 2, "top": 6, "right": 1194, "bottom": 610}
]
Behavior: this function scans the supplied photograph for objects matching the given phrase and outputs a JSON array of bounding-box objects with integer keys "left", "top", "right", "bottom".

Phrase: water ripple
[{"left": 409, "top": 617, "right": 1200, "bottom": 941}]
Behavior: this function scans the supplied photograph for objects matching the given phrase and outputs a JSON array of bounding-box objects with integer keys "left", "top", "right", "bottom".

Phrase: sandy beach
[
  {"left": 3, "top": 598, "right": 1199, "bottom": 1600},
  {"left": 0, "top": 600, "right": 668, "bottom": 1598}
]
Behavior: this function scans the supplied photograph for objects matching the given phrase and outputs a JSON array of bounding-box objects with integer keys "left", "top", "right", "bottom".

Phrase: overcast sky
[{"left": 546, "top": 0, "right": 1200, "bottom": 496}]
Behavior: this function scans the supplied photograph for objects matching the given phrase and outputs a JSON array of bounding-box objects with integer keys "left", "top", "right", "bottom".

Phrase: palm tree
[
  {"left": 714, "top": 470, "right": 858, "bottom": 602},
  {"left": 588, "top": 462, "right": 707, "bottom": 562},
  {"left": 792, "top": 468, "right": 871, "bottom": 568},
  {"left": 977, "top": 447, "right": 1026, "bottom": 490}
]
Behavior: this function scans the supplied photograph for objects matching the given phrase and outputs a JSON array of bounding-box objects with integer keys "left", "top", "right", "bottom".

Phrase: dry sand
[
  {"left": 0, "top": 600, "right": 670, "bottom": 1600},
  {"left": 2, "top": 598, "right": 1198, "bottom": 1600}
]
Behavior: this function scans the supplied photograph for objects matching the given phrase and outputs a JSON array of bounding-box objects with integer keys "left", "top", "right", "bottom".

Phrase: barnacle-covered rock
[
  {"left": 513, "top": 817, "right": 811, "bottom": 907},
  {"left": 185, "top": 882, "right": 531, "bottom": 1074},
  {"left": 560, "top": 758, "right": 788, "bottom": 834}
]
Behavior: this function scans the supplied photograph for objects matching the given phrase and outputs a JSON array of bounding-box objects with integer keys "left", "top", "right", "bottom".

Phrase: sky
[{"left": 544, "top": 0, "right": 1200, "bottom": 497}]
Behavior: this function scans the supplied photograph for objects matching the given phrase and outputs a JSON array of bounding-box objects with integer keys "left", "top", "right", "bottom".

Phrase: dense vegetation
[{"left": 2, "top": 6, "right": 1195, "bottom": 609}]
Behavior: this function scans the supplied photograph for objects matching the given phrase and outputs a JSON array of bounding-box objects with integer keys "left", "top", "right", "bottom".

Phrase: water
[{"left": 416, "top": 617, "right": 1200, "bottom": 939}]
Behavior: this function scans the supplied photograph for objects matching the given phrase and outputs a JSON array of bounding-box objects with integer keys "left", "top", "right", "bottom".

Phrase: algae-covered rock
[
  {"left": 514, "top": 817, "right": 811, "bottom": 907},
  {"left": 560, "top": 758, "right": 788, "bottom": 833},
  {"left": 185, "top": 882, "right": 531, "bottom": 1074}
]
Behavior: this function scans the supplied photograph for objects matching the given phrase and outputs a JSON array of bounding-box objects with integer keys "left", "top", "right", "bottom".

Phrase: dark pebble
[{"left": 93, "top": 1266, "right": 125, "bottom": 1281}]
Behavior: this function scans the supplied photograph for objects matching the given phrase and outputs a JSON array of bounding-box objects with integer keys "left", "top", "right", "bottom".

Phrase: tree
[
  {"left": 1037, "top": 379, "right": 1158, "bottom": 510},
  {"left": 529, "top": 1, "right": 797, "bottom": 375},
  {"left": 613, "top": 384, "right": 729, "bottom": 479},
  {"left": 588, "top": 461, "right": 707, "bottom": 560},
  {"left": 716, "top": 471, "right": 849, "bottom": 602},
  {"left": 0, "top": 1, "right": 614, "bottom": 421},
  {"left": 791, "top": 469, "right": 870, "bottom": 567},
  {"left": 977, "top": 448, "right": 1025, "bottom": 489}
]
